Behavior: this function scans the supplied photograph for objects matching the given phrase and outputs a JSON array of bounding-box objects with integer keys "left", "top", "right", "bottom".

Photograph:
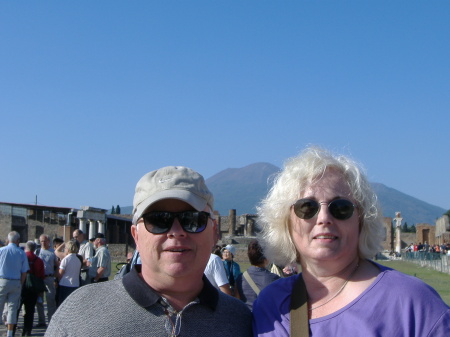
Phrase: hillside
[{"left": 371, "top": 183, "right": 445, "bottom": 225}]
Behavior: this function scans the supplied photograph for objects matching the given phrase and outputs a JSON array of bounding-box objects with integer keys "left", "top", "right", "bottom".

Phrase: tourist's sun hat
[
  {"left": 221, "top": 244, "right": 236, "bottom": 256},
  {"left": 132, "top": 166, "right": 214, "bottom": 223}
]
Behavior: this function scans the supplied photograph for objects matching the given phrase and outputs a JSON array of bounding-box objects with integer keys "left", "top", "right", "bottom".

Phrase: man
[
  {"left": 204, "top": 224, "right": 232, "bottom": 295},
  {"left": 204, "top": 253, "right": 232, "bottom": 295},
  {"left": 46, "top": 166, "right": 252, "bottom": 336},
  {"left": 72, "top": 229, "right": 94, "bottom": 286},
  {"left": 89, "top": 233, "right": 111, "bottom": 283},
  {"left": 0, "top": 232, "right": 29, "bottom": 337},
  {"left": 35, "top": 234, "right": 58, "bottom": 327}
]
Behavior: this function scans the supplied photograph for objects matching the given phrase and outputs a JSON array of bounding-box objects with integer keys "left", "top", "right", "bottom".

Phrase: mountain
[
  {"left": 114, "top": 162, "right": 448, "bottom": 226},
  {"left": 206, "top": 162, "right": 280, "bottom": 215},
  {"left": 206, "top": 163, "right": 447, "bottom": 225}
]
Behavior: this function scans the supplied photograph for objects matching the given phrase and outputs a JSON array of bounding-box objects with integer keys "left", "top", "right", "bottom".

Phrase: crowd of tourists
[
  {"left": 0, "top": 229, "right": 111, "bottom": 336},
  {"left": 1, "top": 145, "right": 449, "bottom": 336},
  {"left": 406, "top": 241, "right": 450, "bottom": 255}
]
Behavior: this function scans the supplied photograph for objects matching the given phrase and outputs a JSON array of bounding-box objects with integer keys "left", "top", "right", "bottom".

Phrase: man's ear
[{"left": 131, "top": 224, "right": 138, "bottom": 246}]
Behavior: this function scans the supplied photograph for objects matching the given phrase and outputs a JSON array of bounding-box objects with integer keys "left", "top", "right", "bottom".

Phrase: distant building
[
  {"left": 0, "top": 202, "right": 134, "bottom": 258},
  {"left": 435, "top": 213, "right": 450, "bottom": 244},
  {"left": 0, "top": 202, "right": 75, "bottom": 243}
]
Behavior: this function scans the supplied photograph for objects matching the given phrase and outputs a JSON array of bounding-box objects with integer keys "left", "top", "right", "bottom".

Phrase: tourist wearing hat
[
  {"left": 46, "top": 166, "right": 252, "bottom": 336},
  {"left": 88, "top": 233, "right": 110, "bottom": 283},
  {"left": 221, "top": 244, "right": 241, "bottom": 296}
]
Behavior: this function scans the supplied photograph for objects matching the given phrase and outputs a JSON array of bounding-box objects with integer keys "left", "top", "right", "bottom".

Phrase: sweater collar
[{"left": 123, "top": 265, "right": 219, "bottom": 311}]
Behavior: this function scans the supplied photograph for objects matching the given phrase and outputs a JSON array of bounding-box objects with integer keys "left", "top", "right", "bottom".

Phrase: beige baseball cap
[{"left": 132, "top": 166, "right": 214, "bottom": 223}]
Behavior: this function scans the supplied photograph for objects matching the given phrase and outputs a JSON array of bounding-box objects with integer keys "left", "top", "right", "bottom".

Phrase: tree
[
  {"left": 402, "top": 222, "right": 408, "bottom": 232},
  {"left": 116, "top": 205, "right": 121, "bottom": 215},
  {"left": 111, "top": 206, "right": 116, "bottom": 214},
  {"left": 410, "top": 224, "right": 416, "bottom": 233}
]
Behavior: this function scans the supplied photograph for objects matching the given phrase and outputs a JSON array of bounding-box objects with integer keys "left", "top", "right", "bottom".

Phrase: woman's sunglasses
[
  {"left": 292, "top": 198, "right": 355, "bottom": 220},
  {"left": 141, "top": 211, "right": 211, "bottom": 234}
]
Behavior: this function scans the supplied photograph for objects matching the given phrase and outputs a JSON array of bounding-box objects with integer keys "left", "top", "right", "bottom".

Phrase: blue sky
[{"left": 1, "top": 1, "right": 449, "bottom": 213}]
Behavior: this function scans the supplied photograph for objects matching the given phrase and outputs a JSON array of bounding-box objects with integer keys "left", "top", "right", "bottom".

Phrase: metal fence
[{"left": 403, "top": 252, "right": 450, "bottom": 275}]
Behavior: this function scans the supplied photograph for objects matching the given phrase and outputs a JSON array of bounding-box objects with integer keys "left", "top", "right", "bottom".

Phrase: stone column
[
  {"left": 89, "top": 219, "right": 97, "bottom": 240},
  {"left": 247, "top": 218, "right": 254, "bottom": 237},
  {"left": 228, "top": 209, "right": 236, "bottom": 236},
  {"left": 79, "top": 218, "right": 87, "bottom": 233},
  {"left": 98, "top": 220, "right": 105, "bottom": 235},
  {"left": 394, "top": 212, "right": 403, "bottom": 254}
]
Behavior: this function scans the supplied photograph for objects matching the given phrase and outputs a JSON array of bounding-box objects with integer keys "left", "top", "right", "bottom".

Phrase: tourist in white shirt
[{"left": 57, "top": 240, "right": 82, "bottom": 305}]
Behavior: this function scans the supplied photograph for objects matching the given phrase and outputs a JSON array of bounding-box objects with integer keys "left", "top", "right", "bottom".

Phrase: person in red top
[{"left": 18, "top": 241, "right": 45, "bottom": 336}]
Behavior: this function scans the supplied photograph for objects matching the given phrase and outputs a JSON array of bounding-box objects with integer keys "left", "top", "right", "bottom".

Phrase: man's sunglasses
[
  {"left": 292, "top": 198, "right": 356, "bottom": 220},
  {"left": 141, "top": 211, "right": 211, "bottom": 234}
]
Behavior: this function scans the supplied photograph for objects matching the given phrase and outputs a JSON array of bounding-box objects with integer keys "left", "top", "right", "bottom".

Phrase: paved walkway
[{"left": 0, "top": 303, "right": 47, "bottom": 336}]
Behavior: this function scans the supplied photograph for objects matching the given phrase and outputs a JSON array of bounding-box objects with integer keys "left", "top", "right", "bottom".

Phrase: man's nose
[{"left": 167, "top": 218, "right": 187, "bottom": 237}]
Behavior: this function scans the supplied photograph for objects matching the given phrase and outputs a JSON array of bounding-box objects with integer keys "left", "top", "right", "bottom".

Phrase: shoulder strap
[
  {"left": 289, "top": 274, "right": 309, "bottom": 337},
  {"left": 243, "top": 271, "right": 260, "bottom": 295}
]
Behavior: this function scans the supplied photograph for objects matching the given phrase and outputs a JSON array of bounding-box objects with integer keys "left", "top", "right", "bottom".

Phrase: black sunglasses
[
  {"left": 292, "top": 198, "right": 355, "bottom": 220},
  {"left": 141, "top": 211, "right": 211, "bottom": 234}
]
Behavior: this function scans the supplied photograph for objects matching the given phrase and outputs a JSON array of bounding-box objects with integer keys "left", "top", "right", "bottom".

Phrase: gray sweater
[{"left": 46, "top": 266, "right": 252, "bottom": 336}]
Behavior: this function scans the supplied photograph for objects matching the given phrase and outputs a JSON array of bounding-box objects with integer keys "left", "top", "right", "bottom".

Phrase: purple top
[{"left": 252, "top": 261, "right": 450, "bottom": 336}]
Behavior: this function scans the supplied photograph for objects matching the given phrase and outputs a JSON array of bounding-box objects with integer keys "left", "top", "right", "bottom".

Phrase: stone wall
[
  {"left": 218, "top": 211, "right": 259, "bottom": 239},
  {"left": 107, "top": 244, "right": 135, "bottom": 262},
  {"left": 401, "top": 233, "right": 416, "bottom": 248},
  {"left": 435, "top": 214, "right": 450, "bottom": 244},
  {"left": 416, "top": 224, "right": 436, "bottom": 245}
]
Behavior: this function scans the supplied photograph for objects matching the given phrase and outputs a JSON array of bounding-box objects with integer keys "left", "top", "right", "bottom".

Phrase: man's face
[
  {"left": 72, "top": 230, "right": 83, "bottom": 243},
  {"left": 39, "top": 236, "right": 49, "bottom": 250},
  {"left": 131, "top": 199, "right": 215, "bottom": 284}
]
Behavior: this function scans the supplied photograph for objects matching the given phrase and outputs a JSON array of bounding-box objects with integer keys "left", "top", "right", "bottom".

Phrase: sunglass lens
[
  {"left": 180, "top": 212, "right": 208, "bottom": 233},
  {"left": 329, "top": 199, "right": 354, "bottom": 220},
  {"left": 143, "top": 212, "right": 173, "bottom": 234},
  {"left": 293, "top": 199, "right": 319, "bottom": 219}
]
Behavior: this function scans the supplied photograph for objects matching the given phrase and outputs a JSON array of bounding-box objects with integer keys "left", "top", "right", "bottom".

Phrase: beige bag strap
[
  {"left": 289, "top": 274, "right": 309, "bottom": 337},
  {"left": 243, "top": 271, "right": 260, "bottom": 295}
]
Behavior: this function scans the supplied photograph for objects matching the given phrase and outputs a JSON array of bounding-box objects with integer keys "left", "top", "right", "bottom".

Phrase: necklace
[{"left": 308, "top": 262, "right": 360, "bottom": 311}]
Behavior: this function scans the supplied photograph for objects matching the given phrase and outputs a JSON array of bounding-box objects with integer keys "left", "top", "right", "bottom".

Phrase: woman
[
  {"left": 57, "top": 240, "right": 82, "bottom": 304},
  {"left": 235, "top": 239, "right": 279, "bottom": 310},
  {"left": 221, "top": 244, "right": 241, "bottom": 295},
  {"left": 253, "top": 146, "right": 450, "bottom": 336}
]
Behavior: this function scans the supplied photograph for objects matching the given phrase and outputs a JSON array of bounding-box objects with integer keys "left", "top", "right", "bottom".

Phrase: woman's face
[
  {"left": 289, "top": 169, "right": 360, "bottom": 267},
  {"left": 222, "top": 249, "right": 232, "bottom": 261}
]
